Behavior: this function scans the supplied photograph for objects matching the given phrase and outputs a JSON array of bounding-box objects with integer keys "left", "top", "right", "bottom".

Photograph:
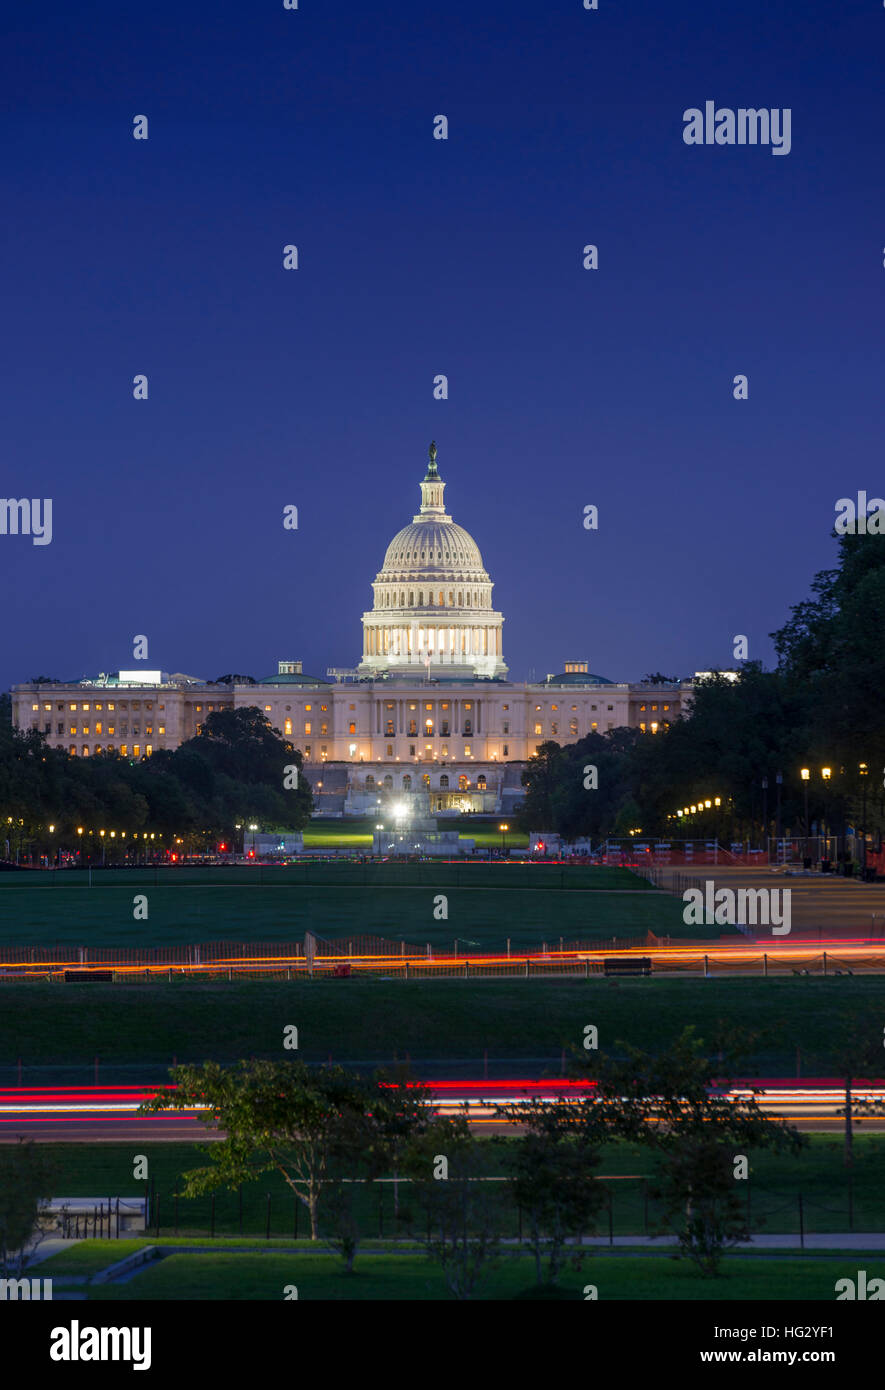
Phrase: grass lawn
[
  {"left": 79, "top": 1249, "right": 885, "bottom": 1300},
  {"left": 4, "top": 977, "right": 885, "bottom": 1081},
  {"left": 0, "top": 863, "right": 695, "bottom": 949},
  {"left": 303, "top": 817, "right": 531, "bottom": 850},
  {"left": 39, "top": 1240, "right": 147, "bottom": 1276}
]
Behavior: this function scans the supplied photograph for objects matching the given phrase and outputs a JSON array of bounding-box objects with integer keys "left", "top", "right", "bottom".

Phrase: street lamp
[
  {"left": 499, "top": 822, "right": 509, "bottom": 856},
  {"left": 800, "top": 768, "right": 810, "bottom": 845},
  {"left": 859, "top": 762, "right": 869, "bottom": 872}
]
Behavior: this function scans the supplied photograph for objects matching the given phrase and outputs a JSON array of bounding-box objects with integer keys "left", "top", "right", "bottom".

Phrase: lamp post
[
  {"left": 800, "top": 768, "right": 810, "bottom": 863},
  {"left": 499, "top": 822, "right": 509, "bottom": 858},
  {"left": 821, "top": 767, "right": 832, "bottom": 864},
  {"left": 761, "top": 777, "right": 768, "bottom": 857},
  {"left": 859, "top": 762, "right": 869, "bottom": 872}
]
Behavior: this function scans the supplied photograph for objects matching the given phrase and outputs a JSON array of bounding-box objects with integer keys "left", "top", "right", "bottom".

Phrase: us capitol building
[{"left": 12, "top": 444, "right": 697, "bottom": 817}]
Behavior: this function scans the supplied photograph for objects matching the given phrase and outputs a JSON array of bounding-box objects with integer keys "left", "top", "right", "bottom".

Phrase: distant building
[{"left": 12, "top": 444, "right": 698, "bottom": 815}]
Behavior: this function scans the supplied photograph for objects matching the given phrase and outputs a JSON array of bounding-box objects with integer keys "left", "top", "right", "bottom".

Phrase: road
[{"left": 2, "top": 1079, "right": 882, "bottom": 1139}]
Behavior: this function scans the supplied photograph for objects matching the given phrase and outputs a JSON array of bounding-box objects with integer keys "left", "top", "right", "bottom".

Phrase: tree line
[
  {"left": 518, "top": 524, "right": 885, "bottom": 844},
  {"left": 0, "top": 706, "right": 313, "bottom": 863}
]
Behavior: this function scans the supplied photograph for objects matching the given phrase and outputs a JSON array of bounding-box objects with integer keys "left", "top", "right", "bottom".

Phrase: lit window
[
  {"left": 265, "top": 705, "right": 272, "bottom": 712},
  {"left": 69, "top": 726, "right": 77, "bottom": 736},
  {"left": 305, "top": 722, "right": 312, "bottom": 735},
  {"left": 284, "top": 719, "right": 292, "bottom": 736},
  {"left": 69, "top": 703, "right": 77, "bottom": 711},
  {"left": 108, "top": 702, "right": 115, "bottom": 711},
  {"left": 146, "top": 745, "right": 152, "bottom": 756},
  {"left": 133, "top": 745, "right": 140, "bottom": 757},
  {"left": 158, "top": 726, "right": 165, "bottom": 735},
  {"left": 534, "top": 723, "right": 542, "bottom": 735},
  {"left": 69, "top": 745, "right": 76, "bottom": 755},
  {"left": 82, "top": 702, "right": 90, "bottom": 712},
  {"left": 349, "top": 723, "right": 356, "bottom": 734},
  {"left": 81, "top": 746, "right": 90, "bottom": 757},
  {"left": 321, "top": 705, "right": 328, "bottom": 712},
  {"left": 31, "top": 704, "right": 38, "bottom": 712},
  {"left": 82, "top": 726, "right": 90, "bottom": 736}
]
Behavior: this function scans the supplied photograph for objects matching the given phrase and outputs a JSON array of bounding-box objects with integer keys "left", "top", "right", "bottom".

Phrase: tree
[
  {"left": 498, "top": 1113, "right": 606, "bottom": 1287},
  {"left": 403, "top": 1117, "right": 504, "bottom": 1299},
  {"left": 323, "top": 1070, "right": 432, "bottom": 1272},
  {"left": 541, "top": 1028, "right": 806, "bottom": 1276},
  {"left": 180, "top": 707, "right": 313, "bottom": 832},
  {"left": 141, "top": 1061, "right": 428, "bottom": 1248},
  {"left": 833, "top": 1029, "right": 883, "bottom": 1170},
  {"left": 142, "top": 1060, "right": 373, "bottom": 1239},
  {"left": 773, "top": 526, "right": 885, "bottom": 781},
  {"left": 0, "top": 1140, "right": 57, "bottom": 1275}
]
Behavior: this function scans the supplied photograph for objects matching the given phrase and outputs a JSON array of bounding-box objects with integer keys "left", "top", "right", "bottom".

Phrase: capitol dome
[
  {"left": 358, "top": 443, "right": 507, "bottom": 679},
  {"left": 381, "top": 520, "right": 485, "bottom": 576}
]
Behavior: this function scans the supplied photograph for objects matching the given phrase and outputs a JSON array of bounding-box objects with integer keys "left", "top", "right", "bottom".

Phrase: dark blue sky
[{"left": 3, "top": 0, "right": 883, "bottom": 689}]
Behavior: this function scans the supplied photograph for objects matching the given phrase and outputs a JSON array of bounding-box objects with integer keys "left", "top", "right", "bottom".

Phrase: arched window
[
  {"left": 458, "top": 591, "right": 463, "bottom": 605},
  {"left": 366, "top": 774, "right": 375, "bottom": 786},
  {"left": 477, "top": 774, "right": 487, "bottom": 790},
  {"left": 458, "top": 774, "right": 468, "bottom": 790},
  {"left": 402, "top": 774, "right": 412, "bottom": 789},
  {"left": 422, "top": 773, "right": 431, "bottom": 787},
  {"left": 383, "top": 774, "right": 393, "bottom": 788},
  {"left": 439, "top": 774, "right": 449, "bottom": 788},
  {"left": 438, "top": 592, "right": 444, "bottom": 606}
]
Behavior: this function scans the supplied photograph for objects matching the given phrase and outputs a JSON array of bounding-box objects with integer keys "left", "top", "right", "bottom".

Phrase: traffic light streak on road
[{"left": 1, "top": 1079, "right": 883, "bottom": 1134}]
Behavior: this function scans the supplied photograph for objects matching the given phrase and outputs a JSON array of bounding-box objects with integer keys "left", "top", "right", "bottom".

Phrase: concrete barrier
[{"left": 91, "top": 1245, "right": 159, "bottom": 1284}]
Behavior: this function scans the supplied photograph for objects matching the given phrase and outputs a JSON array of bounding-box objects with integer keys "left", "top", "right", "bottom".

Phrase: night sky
[{"left": 3, "top": 0, "right": 883, "bottom": 690}]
